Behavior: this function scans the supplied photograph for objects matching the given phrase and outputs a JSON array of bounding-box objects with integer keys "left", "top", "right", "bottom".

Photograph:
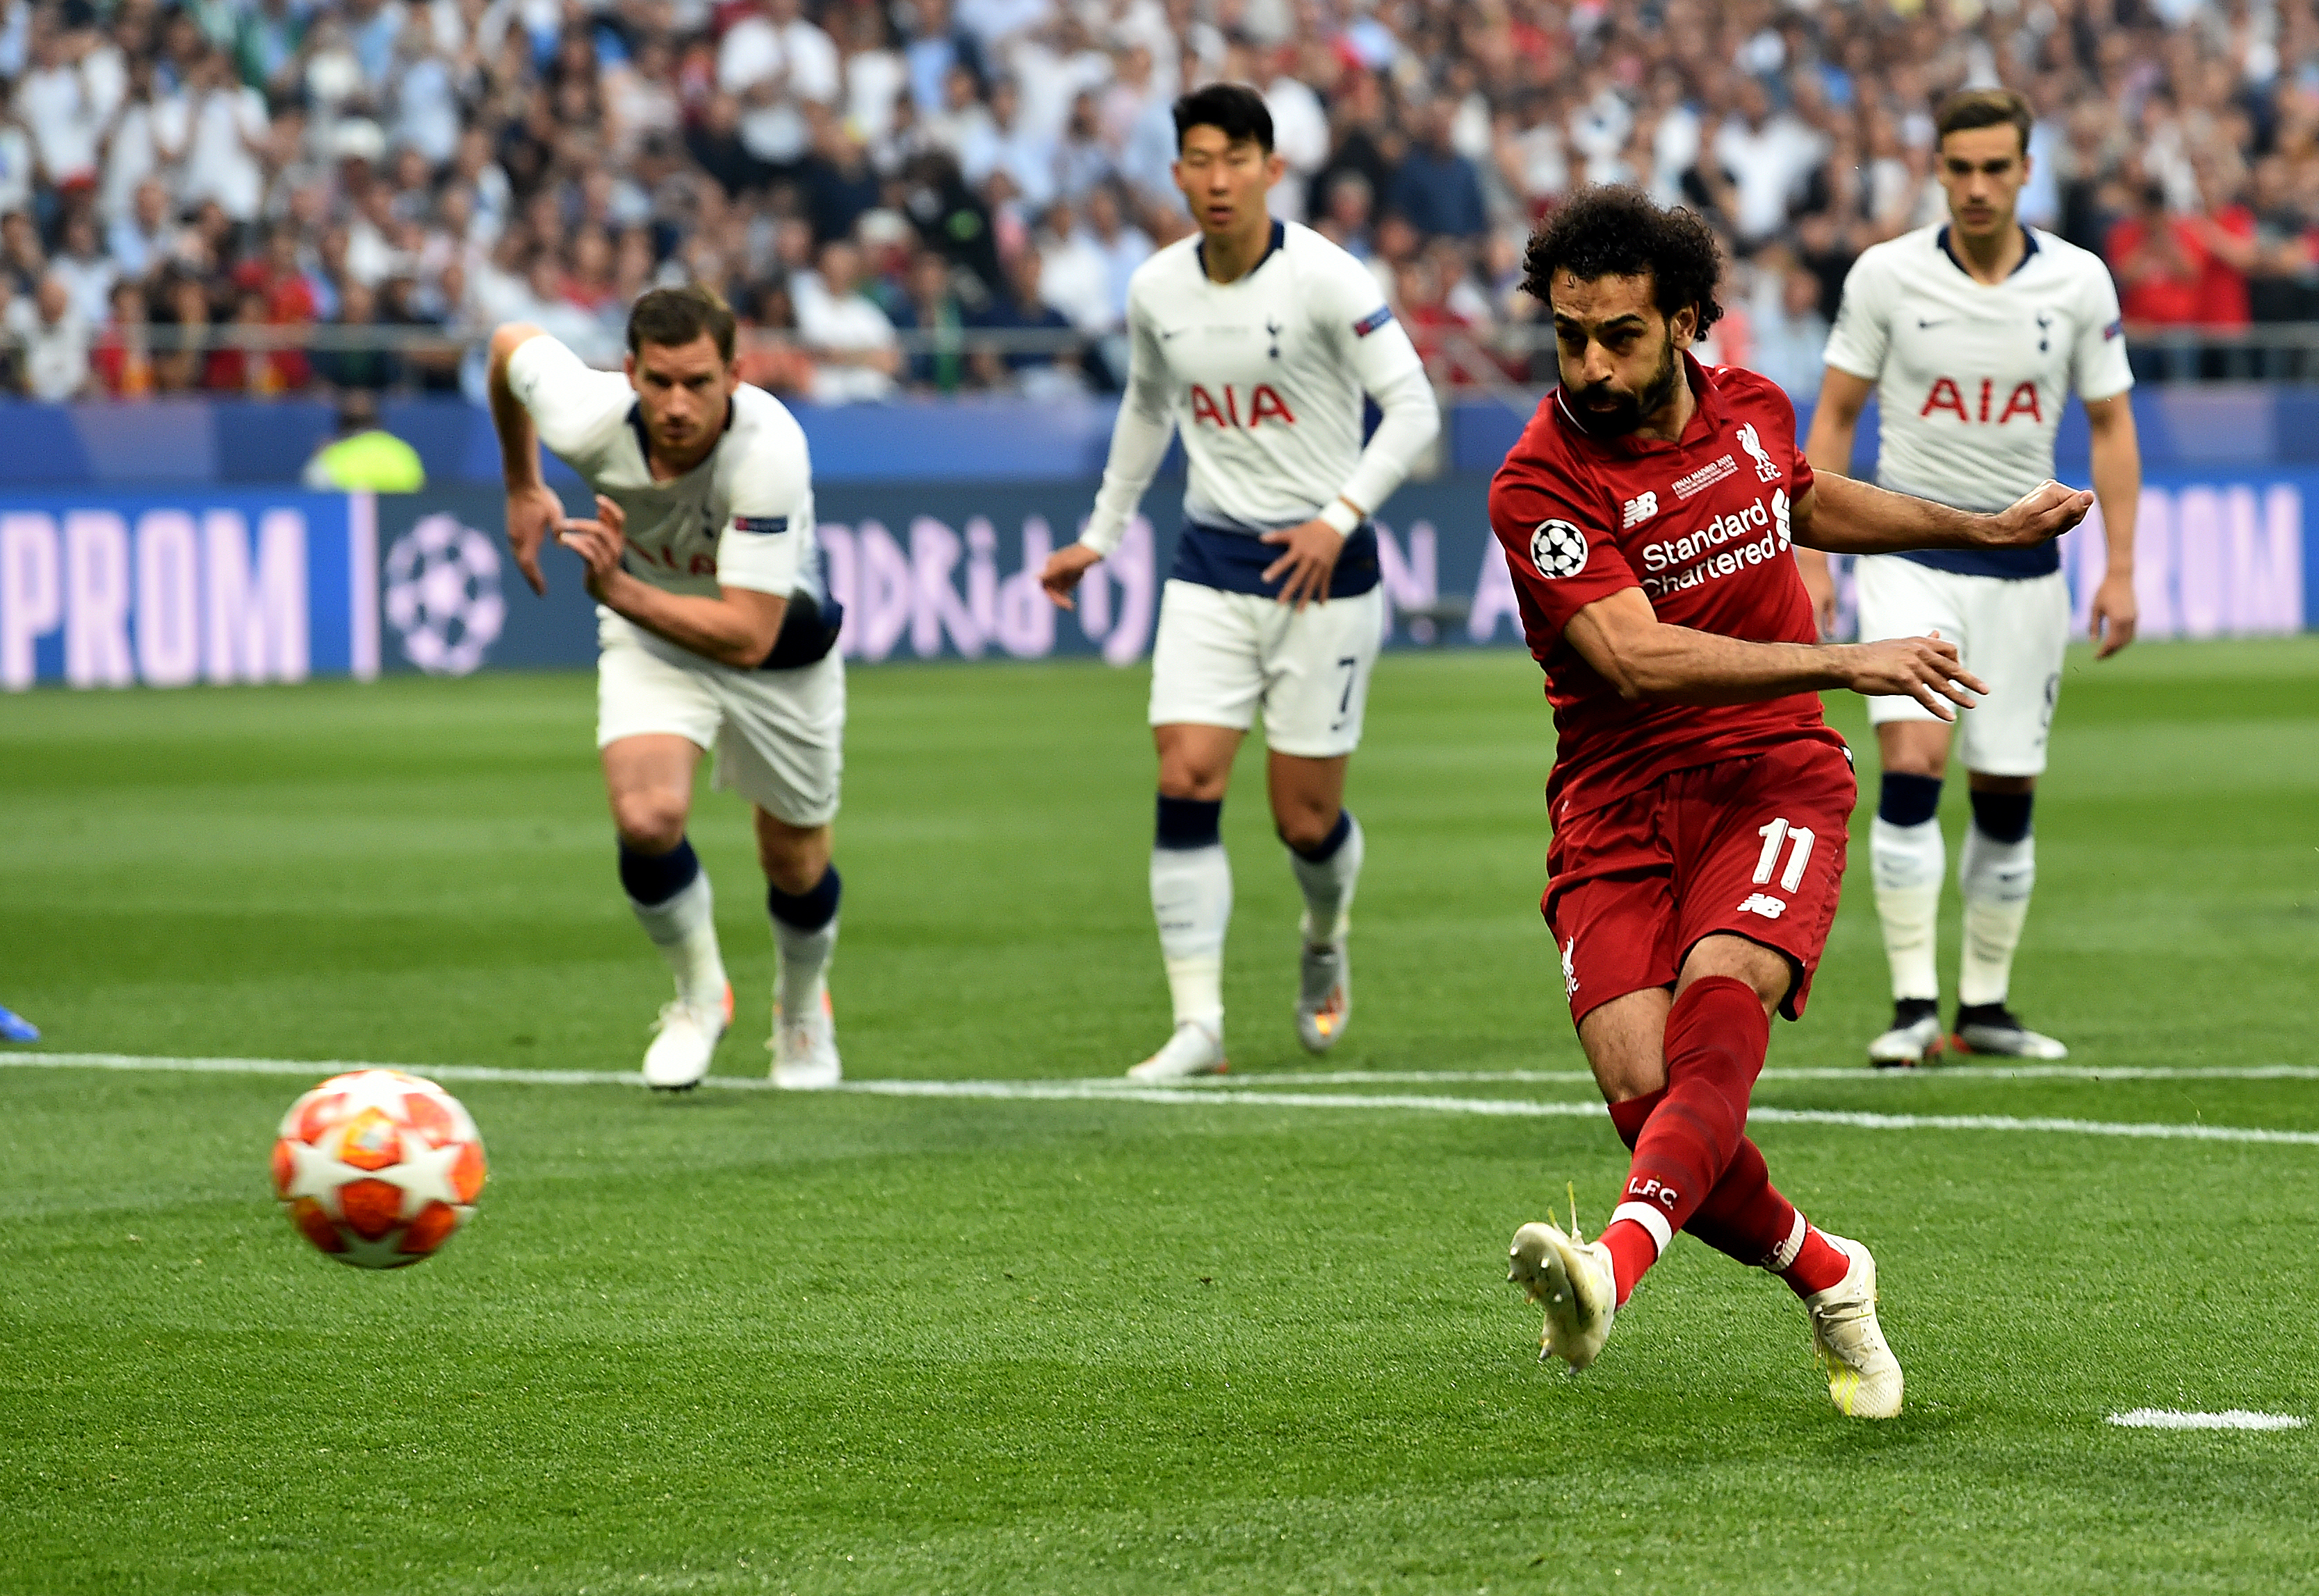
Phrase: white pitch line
[
  {"left": 1206, "top": 1064, "right": 2319, "bottom": 1086},
  {"left": 8, "top": 1052, "right": 2318, "bottom": 1147},
  {"left": 2108, "top": 1409, "right": 2306, "bottom": 1431}
]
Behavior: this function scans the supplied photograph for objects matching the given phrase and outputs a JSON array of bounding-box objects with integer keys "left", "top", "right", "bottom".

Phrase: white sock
[
  {"left": 630, "top": 873, "right": 727, "bottom": 1008},
  {"left": 1151, "top": 842, "right": 1231, "bottom": 1034},
  {"left": 774, "top": 914, "right": 837, "bottom": 1021},
  {"left": 1869, "top": 816, "right": 1944, "bottom": 1003},
  {"left": 1289, "top": 812, "right": 1364, "bottom": 944},
  {"left": 1959, "top": 824, "right": 2035, "bottom": 1007}
]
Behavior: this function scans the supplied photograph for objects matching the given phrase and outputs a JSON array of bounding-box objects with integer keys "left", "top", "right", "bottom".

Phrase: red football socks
[
  {"left": 1684, "top": 1136, "right": 1850, "bottom": 1296},
  {"left": 1600, "top": 1009, "right": 1848, "bottom": 1299},
  {"left": 1599, "top": 976, "right": 1768, "bottom": 1303}
]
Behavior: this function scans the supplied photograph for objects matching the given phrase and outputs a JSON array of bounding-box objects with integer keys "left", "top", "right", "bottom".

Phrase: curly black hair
[{"left": 1520, "top": 186, "right": 1725, "bottom": 335}]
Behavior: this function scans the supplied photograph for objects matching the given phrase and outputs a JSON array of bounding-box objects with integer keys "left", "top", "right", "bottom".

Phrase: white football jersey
[
  {"left": 1822, "top": 224, "right": 2133, "bottom": 513},
  {"left": 1083, "top": 220, "right": 1434, "bottom": 547},
  {"left": 505, "top": 334, "right": 824, "bottom": 605}
]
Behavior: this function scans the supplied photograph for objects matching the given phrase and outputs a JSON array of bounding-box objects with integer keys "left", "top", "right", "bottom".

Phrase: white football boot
[
  {"left": 1507, "top": 1219, "right": 1617, "bottom": 1371},
  {"left": 1295, "top": 915, "right": 1351, "bottom": 1054},
  {"left": 1868, "top": 1000, "right": 1945, "bottom": 1068},
  {"left": 770, "top": 988, "right": 843, "bottom": 1089},
  {"left": 642, "top": 984, "right": 733, "bottom": 1091},
  {"left": 1802, "top": 1234, "right": 1905, "bottom": 1419},
  {"left": 1126, "top": 1020, "right": 1227, "bottom": 1082},
  {"left": 1951, "top": 1004, "right": 2068, "bottom": 1060}
]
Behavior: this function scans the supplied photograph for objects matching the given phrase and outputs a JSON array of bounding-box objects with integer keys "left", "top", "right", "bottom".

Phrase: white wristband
[{"left": 1317, "top": 498, "right": 1362, "bottom": 536}]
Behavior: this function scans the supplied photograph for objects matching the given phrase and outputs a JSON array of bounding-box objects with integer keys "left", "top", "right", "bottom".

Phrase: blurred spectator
[
  {"left": 96, "top": 54, "right": 174, "bottom": 227},
  {"left": 1748, "top": 254, "right": 1832, "bottom": 397},
  {"left": 963, "top": 76, "right": 1057, "bottom": 213},
  {"left": 9, "top": 275, "right": 92, "bottom": 400},
  {"left": 1704, "top": 79, "right": 1827, "bottom": 249},
  {"left": 2109, "top": 184, "right": 2207, "bottom": 328},
  {"left": 2247, "top": 156, "right": 2319, "bottom": 325},
  {"left": 1264, "top": 46, "right": 1331, "bottom": 223},
  {"left": 737, "top": 277, "right": 815, "bottom": 396},
  {"left": 720, "top": 0, "right": 840, "bottom": 180},
  {"left": 177, "top": 47, "right": 268, "bottom": 224},
  {"left": 2190, "top": 163, "right": 2258, "bottom": 331},
  {"left": 1054, "top": 91, "right": 1113, "bottom": 202},
  {"left": 49, "top": 210, "right": 113, "bottom": 326},
  {"left": 899, "top": 150, "right": 1001, "bottom": 292},
  {"left": 17, "top": 17, "right": 108, "bottom": 192},
  {"left": 311, "top": 279, "right": 401, "bottom": 392},
  {"left": 901, "top": 0, "right": 979, "bottom": 120},
  {"left": 1312, "top": 171, "right": 1374, "bottom": 259},
  {"left": 1034, "top": 197, "right": 1111, "bottom": 335},
  {"left": 2, "top": 209, "right": 48, "bottom": 295},
  {"left": 967, "top": 243, "right": 1080, "bottom": 398},
  {"left": 0, "top": 92, "right": 33, "bottom": 221},
  {"left": 891, "top": 247, "right": 966, "bottom": 392},
  {"left": 1386, "top": 103, "right": 1486, "bottom": 242},
  {"left": 793, "top": 238, "right": 898, "bottom": 402},
  {"left": 90, "top": 278, "right": 154, "bottom": 398},
  {"left": 800, "top": 111, "right": 881, "bottom": 245}
]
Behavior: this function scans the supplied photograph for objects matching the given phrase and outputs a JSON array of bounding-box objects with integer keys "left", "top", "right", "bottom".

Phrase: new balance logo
[
  {"left": 1737, "top": 893, "right": 1788, "bottom": 918},
  {"left": 1621, "top": 491, "right": 1659, "bottom": 529}
]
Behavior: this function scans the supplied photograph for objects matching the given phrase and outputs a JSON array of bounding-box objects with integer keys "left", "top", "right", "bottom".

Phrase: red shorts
[{"left": 1543, "top": 740, "right": 1855, "bottom": 1026}]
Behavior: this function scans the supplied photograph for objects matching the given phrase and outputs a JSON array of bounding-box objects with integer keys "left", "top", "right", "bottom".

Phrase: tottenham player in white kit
[
  {"left": 1041, "top": 85, "right": 1440, "bottom": 1080},
  {"left": 1800, "top": 90, "right": 2142, "bottom": 1066},
  {"left": 487, "top": 286, "right": 847, "bottom": 1091}
]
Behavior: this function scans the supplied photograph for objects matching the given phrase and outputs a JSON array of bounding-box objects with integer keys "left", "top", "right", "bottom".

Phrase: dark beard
[{"left": 1568, "top": 336, "right": 1681, "bottom": 437}]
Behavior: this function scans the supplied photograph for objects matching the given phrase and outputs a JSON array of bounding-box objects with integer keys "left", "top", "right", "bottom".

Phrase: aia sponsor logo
[
  {"left": 1921, "top": 377, "right": 2044, "bottom": 425},
  {"left": 1621, "top": 491, "right": 1659, "bottom": 529},
  {"left": 1189, "top": 382, "right": 1296, "bottom": 430}
]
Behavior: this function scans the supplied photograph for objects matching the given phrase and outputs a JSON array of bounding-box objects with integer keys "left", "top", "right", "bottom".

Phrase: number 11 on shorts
[{"left": 1754, "top": 818, "right": 1816, "bottom": 893}]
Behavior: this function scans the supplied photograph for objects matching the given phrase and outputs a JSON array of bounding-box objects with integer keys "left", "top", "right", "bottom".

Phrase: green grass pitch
[{"left": 3, "top": 638, "right": 2316, "bottom": 1595}]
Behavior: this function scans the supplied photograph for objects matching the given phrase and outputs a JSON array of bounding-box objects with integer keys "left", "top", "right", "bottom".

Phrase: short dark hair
[
  {"left": 1935, "top": 88, "right": 2033, "bottom": 158},
  {"left": 1519, "top": 186, "right": 1724, "bottom": 335},
  {"left": 627, "top": 284, "right": 736, "bottom": 363},
  {"left": 1173, "top": 82, "right": 1273, "bottom": 154}
]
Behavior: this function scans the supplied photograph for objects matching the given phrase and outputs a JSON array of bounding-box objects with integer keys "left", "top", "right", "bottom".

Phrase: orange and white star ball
[{"left": 272, "top": 1070, "right": 487, "bottom": 1269}]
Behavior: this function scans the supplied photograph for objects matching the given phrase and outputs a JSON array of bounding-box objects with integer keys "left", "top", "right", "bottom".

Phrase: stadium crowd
[{"left": 0, "top": 0, "right": 2313, "bottom": 403}]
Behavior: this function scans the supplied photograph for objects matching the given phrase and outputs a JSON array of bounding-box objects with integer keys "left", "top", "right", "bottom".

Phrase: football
[{"left": 270, "top": 1070, "right": 487, "bottom": 1269}]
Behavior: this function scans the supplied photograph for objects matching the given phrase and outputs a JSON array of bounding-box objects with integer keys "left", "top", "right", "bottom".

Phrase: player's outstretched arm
[
  {"left": 1791, "top": 473, "right": 2093, "bottom": 556},
  {"left": 2083, "top": 393, "right": 2141, "bottom": 658},
  {"left": 1563, "top": 588, "right": 1987, "bottom": 720},
  {"left": 557, "top": 496, "right": 789, "bottom": 669},
  {"left": 486, "top": 323, "right": 567, "bottom": 597},
  {"left": 1793, "top": 367, "right": 1875, "bottom": 637}
]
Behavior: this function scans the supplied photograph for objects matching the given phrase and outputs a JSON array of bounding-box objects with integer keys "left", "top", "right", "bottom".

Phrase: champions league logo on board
[{"left": 384, "top": 514, "right": 507, "bottom": 676}]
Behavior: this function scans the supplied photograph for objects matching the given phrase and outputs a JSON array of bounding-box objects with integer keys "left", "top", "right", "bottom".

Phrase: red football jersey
[{"left": 1488, "top": 355, "right": 1850, "bottom": 822}]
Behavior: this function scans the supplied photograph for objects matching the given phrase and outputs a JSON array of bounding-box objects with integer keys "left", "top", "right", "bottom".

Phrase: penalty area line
[
  {"left": 2107, "top": 1409, "right": 2306, "bottom": 1431},
  {"left": 6, "top": 1053, "right": 2318, "bottom": 1147},
  {"left": 1205, "top": 1064, "right": 2319, "bottom": 1086}
]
